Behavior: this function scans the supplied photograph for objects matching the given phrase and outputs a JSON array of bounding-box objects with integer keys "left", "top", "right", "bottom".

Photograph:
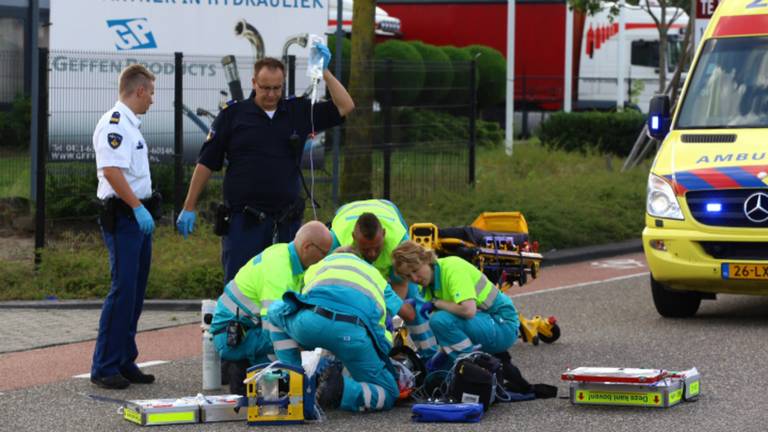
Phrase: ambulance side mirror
[{"left": 647, "top": 95, "right": 671, "bottom": 140}]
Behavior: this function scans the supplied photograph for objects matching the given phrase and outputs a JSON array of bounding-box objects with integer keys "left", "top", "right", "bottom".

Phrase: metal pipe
[{"left": 234, "top": 19, "right": 265, "bottom": 60}]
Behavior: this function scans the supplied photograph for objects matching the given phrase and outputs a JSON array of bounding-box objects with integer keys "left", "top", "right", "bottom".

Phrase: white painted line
[
  {"left": 590, "top": 259, "right": 646, "bottom": 270},
  {"left": 510, "top": 272, "right": 649, "bottom": 298},
  {"left": 73, "top": 360, "right": 169, "bottom": 379}
]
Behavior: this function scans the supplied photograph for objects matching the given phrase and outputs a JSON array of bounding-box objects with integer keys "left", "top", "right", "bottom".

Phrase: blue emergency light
[
  {"left": 706, "top": 203, "right": 722, "bottom": 213},
  {"left": 650, "top": 115, "right": 660, "bottom": 132}
]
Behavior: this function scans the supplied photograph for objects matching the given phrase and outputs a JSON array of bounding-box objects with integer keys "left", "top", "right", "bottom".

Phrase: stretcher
[{"left": 409, "top": 212, "right": 559, "bottom": 346}]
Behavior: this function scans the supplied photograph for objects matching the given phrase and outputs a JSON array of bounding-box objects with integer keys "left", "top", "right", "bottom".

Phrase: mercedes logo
[{"left": 744, "top": 192, "right": 768, "bottom": 223}]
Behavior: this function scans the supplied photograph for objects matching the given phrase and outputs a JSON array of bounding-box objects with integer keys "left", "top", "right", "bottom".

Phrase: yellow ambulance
[{"left": 643, "top": 0, "right": 768, "bottom": 317}]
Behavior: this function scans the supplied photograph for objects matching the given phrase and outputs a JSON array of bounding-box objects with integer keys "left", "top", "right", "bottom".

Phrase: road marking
[
  {"left": 73, "top": 360, "right": 169, "bottom": 378},
  {"left": 590, "top": 259, "right": 646, "bottom": 269},
  {"left": 511, "top": 272, "right": 649, "bottom": 298}
]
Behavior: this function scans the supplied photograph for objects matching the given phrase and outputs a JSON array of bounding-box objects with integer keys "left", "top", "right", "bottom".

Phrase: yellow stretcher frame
[{"left": 409, "top": 212, "right": 543, "bottom": 287}]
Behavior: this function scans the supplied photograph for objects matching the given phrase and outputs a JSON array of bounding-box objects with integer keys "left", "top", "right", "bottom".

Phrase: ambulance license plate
[{"left": 722, "top": 263, "right": 768, "bottom": 280}]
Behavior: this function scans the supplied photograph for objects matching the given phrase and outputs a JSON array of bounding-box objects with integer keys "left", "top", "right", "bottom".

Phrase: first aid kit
[
  {"left": 121, "top": 394, "right": 245, "bottom": 426},
  {"left": 561, "top": 367, "right": 701, "bottom": 408}
]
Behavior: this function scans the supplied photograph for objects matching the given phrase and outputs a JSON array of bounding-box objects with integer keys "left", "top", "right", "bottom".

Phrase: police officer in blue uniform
[
  {"left": 177, "top": 43, "right": 354, "bottom": 284},
  {"left": 91, "top": 64, "right": 159, "bottom": 390}
]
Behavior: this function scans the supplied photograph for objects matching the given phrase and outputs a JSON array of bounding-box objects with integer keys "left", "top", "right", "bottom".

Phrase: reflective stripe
[
  {"left": 305, "top": 279, "right": 383, "bottom": 314},
  {"left": 337, "top": 201, "right": 394, "bottom": 216},
  {"left": 227, "top": 281, "right": 260, "bottom": 316},
  {"left": 416, "top": 336, "right": 438, "bottom": 350},
  {"left": 480, "top": 286, "right": 499, "bottom": 310},
  {"left": 220, "top": 293, "right": 261, "bottom": 326},
  {"left": 361, "top": 383, "right": 372, "bottom": 408},
  {"left": 445, "top": 338, "right": 473, "bottom": 353},
  {"left": 262, "top": 321, "right": 280, "bottom": 333},
  {"left": 313, "top": 265, "right": 384, "bottom": 297},
  {"left": 407, "top": 322, "right": 431, "bottom": 334},
  {"left": 273, "top": 339, "right": 299, "bottom": 350},
  {"left": 267, "top": 354, "right": 277, "bottom": 361},
  {"left": 374, "top": 385, "right": 385, "bottom": 409}
]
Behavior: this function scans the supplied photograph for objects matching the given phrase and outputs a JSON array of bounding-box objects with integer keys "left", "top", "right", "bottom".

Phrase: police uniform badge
[
  {"left": 107, "top": 132, "right": 123, "bottom": 149},
  {"left": 109, "top": 111, "right": 121, "bottom": 124}
]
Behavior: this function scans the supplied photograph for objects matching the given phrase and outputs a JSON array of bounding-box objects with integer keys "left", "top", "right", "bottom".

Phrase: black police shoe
[
  {"left": 315, "top": 361, "right": 344, "bottom": 409},
  {"left": 122, "top": 368, "right": 156, "bottom": 384},
  {"left": 91, "top": 374, "right": 130, "bottom": 390}
]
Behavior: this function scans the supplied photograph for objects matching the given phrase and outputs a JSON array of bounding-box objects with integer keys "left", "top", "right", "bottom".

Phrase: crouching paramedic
[
  {"left": 392, "top": 241, "right": 520, "bottom": 363},
  {"left": 266, "top": 247, "right": 398, "bottom": 412},
  {"left": 209, "top": 221, "right": 332, "bottom": 393},
  {"left": 330, "top": 199, "right": 436, "bottom": 358}
]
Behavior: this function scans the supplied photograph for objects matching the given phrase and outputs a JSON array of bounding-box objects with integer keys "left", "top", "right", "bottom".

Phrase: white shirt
[{"left": 93, "top": 101, "right": 152, "bottom": 200}]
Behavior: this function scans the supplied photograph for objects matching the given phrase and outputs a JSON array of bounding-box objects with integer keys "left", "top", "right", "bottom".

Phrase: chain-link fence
[{"left": 1, "top": 49, "right": 478, "bottom": 248}]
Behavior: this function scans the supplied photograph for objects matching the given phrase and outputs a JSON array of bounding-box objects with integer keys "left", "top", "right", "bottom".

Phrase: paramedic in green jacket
[
  {"left": 209, "top": 221, "right": 332, "bottom": 393},
  {"left": 392, "top": 241, "right": 520, "bottom": 362},
  {"left": 330, "top": 199, "right": 436, "bottom": 357},
  {"left": 267, "top": 248, "right": 399, "bottom": 412}
]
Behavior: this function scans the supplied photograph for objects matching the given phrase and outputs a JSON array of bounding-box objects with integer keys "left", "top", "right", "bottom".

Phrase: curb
[
  {"left": 541, "top": 238, "right": 643, "bottom": 267},
  {"left": 0, "top": 239, "right": 644, "bottom": 311}
]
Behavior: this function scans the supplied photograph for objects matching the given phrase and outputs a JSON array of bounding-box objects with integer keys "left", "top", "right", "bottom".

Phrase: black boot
[
  {"left": 228, "top": 360, "right": 250, "bottom": 396},
  {"left": 315, "top": 360, "right": 344, "bottom": 409}
]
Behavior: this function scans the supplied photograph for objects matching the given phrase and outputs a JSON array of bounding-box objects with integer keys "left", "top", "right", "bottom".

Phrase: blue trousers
[
  {"left": 213, "top": 326, "right": 274, "bottom": 365},
  {"left": 267, "top": 308, "right": 398, "bottom": 412},
  {"left": 429, "top": 309, "right": 518, "bottom": 362},
  {"left": 222, "top": 212, "right": 301, "bottom": 283},
  {"left": 92, "top": 214, "right": 152, "bottom": 379},
  {"left": 403, "top": 282, "right": 438, "bottom": 359}
]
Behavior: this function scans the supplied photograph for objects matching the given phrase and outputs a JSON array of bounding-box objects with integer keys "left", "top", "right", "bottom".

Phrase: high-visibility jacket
[
  {"left": 422, "top": 256, "right": 518, "bottom": 317},
  {"left": 211, "top": 242, "right": 305, "bottom": 334},
  {"left": 330, "top": 199, "right": 409, "bottom": 279},
  {"left": 284, "top": 252, "right": 394, "bottom": 360}
]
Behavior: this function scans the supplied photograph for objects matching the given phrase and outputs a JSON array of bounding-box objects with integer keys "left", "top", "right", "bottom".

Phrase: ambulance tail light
[{"left": 647, "top": 174, "right": 684, "bottom": 220}]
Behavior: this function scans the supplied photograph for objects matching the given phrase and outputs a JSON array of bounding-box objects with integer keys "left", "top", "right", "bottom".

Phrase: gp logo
[{"left": 106, "top": 18, "right": 157, "bottom": 51}]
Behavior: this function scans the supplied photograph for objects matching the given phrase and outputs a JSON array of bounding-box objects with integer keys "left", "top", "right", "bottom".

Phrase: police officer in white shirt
[{"left": 91, "top": 64, "right": 159, "bottom": 390}]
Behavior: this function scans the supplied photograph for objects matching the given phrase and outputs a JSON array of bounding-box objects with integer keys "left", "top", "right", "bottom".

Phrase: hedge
[
  {"left": 374, "top": 40, "right": 425, "bottom": 106},
  {"left": 538, "top": 110, "right": 646, "bottom": 156},
  {"left": 463, "top": 45, "right": 506, "bottom": 109},
  {"left": 407, "top": 41, "right": 453, "bottom": 104}
]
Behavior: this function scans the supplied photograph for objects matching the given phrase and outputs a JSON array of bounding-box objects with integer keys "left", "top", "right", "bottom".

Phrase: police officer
[
  {"left": 392, "top": 241, "right": 520, "bottom": 364},
  {"left": 331, "top": 200, "right": 435, "bottom": 358},
  {"left": 177, "top": 44, "right": 354, "bottom": 284},
  {"left": 267, "top": 247, "right": 399, "bottom": 412},
  {"left": 209, "top": 221, "right": 332, "bottom": 395},
  {"left": 91, "top": 64, "right": 158, "bottom": 390}
]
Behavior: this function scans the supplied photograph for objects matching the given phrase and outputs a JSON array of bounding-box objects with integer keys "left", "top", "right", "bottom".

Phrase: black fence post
[
  {"left": 174, "top": 52, "right": 183, "bottom": 219},
  {"left": 468, "top": 60, "right": 477, "bottom": 186},
  {"left": 34, "top": 47, "right": 48, "bottom": 267},
  {"left": 287, "top": 55, "right": 296, "bottom": 97},
  {"left": 382, "top": 59, "right": 393, "bottom": 200},
  {"left": 521, "top": 75, "right": 529, "bottom": 139}
]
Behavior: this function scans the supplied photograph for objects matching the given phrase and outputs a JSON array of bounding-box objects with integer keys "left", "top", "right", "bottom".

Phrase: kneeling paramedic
[
  {"left": 209, "top": 221, "right": 332, "bottom": 394},
  {"left": 331, "top": 200, "right": 436, "bottom": 358},
  {"left": 392, "top": 241, "right": 520, "bottom": 364},
  {"left": 267, "top": 247, "right": 399, "bottom": 412}
]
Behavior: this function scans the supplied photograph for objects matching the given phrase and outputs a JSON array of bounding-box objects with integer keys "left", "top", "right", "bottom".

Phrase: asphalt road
[{"left": 4, "top": 267, "right": 768, "bottom": 431}]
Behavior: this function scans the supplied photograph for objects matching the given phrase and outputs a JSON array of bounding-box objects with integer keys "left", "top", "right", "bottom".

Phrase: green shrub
[
  {"left": 0, "top": 95, "right": 32, "bottom": 149},
  {"left": 406, "top": 41, "right": 453, "bottom": 104},
  {"left": 538, "top": 111, "right": 646, "bottom": 156},
  {"left": 439, "top": 46, "right": 474, "bottom": 104},
  {"left": 327, "top": 34, "right": 351, "bottom": 87},
  {"left": 463, "top": 45, "right": 506, "bottom": 109},
  {"left": 374, "top": 40, "right": 425, "bottom": 106},
  {"left": 393, "top": 108, "right": 504, "bottom": 148}
]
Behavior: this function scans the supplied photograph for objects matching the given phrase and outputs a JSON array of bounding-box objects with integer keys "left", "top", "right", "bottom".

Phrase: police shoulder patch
[
  {"left": 107, "top": 132, "right": 123, "bottom": 149},
  {"left": 109, "top": 111, "right": 121, "bottom": 124},
  {"left": 220, "top": 99, "right": 238, "bottom": 110},
  {"left": 205, "top": 128, "right": 216, "bottom": 143}
]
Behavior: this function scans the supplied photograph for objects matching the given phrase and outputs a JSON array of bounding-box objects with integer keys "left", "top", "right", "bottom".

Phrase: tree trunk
[
  {"left": 657, "top": 1, "right": 668, "bottom": 93},
  {"left": 340, "top": 0, "right": 375, "bottom": 202}
]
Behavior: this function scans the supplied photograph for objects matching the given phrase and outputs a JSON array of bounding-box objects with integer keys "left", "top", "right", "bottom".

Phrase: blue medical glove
[
  {"left": 385, "top": 315, "right": 394, "bottom": 332},
  {"left": 314, "top": 42, "right": 332, "bottom": 70},
  {"left": 419, "top": 302, "right": 435, "bottom": 320},
  {"left": 176, "top": 209, "right": 196, "bottom": 240},
  {"left": 133, "top": 205, "right": 155, "bottom": 235}
]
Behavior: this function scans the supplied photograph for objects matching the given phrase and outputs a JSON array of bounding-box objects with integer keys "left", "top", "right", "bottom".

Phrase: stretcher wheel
[
  {"left": 539, "top": 324, "right": 561, "bottom": 344},
  {"left": 531, "top": 335, "right": 539, "bottom": 346}
]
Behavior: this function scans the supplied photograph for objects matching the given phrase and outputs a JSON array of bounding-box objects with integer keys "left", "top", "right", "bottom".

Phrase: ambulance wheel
[
  {"left": 651, "top": 276, "right": 701, "bottom": 318},
  {"left": 539, "top": 324, "right": 560, "bottom": 344}
]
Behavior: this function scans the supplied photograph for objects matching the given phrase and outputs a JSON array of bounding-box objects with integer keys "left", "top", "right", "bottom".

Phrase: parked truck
[{"left": 378, "top": 0, "right": 687, "bottom": 112}]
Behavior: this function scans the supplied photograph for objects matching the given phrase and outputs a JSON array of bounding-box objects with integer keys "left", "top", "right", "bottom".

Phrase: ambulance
[{"left": 644, "top": 0, "right": 768, "bottom": 317}]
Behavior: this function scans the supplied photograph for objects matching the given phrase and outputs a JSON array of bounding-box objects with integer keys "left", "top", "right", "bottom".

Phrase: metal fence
[{"left": 0, "top": 49, "right": 478, "bottom": 249}]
